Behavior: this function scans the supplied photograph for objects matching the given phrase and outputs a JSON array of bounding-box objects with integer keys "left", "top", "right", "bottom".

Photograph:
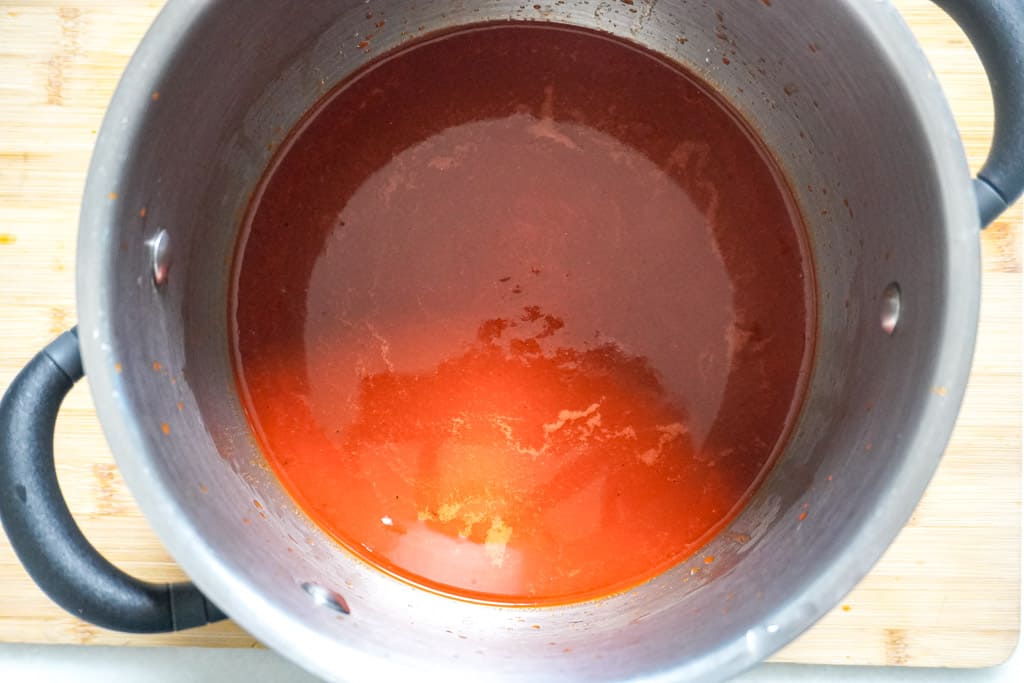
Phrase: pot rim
[{"left": 75, "top": 1, "right": 981, "bottom": 681}]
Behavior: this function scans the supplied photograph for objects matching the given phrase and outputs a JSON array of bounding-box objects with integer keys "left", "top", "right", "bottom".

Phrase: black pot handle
[
  {"left": 0, "top": 328, "right": 225, "bottom": 633},
  {"left": 933, "top": 0, "right": 1024, "bottom": 227}
]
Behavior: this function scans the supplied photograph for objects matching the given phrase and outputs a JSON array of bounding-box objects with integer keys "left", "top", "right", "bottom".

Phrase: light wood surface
[{"left": 0, "top": 0, "right": 1020, "bottom": 667}]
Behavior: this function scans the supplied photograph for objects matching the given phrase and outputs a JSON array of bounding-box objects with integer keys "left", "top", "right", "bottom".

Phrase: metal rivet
[
  {"left": 302, "top": 582, "right": 350, "bottom": 615},
  {"left": 147, "top": 229, "right": 170, "bottom": 287},
  {"left": 880, "top": 282, "right": 901, "bottom": 335}
]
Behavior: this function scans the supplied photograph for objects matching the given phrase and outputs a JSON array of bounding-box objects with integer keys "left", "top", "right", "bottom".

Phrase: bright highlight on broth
[{"left": 231, "top": 23, "right": 815, "bottom": 605}]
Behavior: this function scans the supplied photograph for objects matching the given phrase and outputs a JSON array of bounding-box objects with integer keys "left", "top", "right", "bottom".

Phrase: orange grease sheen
[{"left": 231, "top": 24, "right": 813, "bottom": 605}]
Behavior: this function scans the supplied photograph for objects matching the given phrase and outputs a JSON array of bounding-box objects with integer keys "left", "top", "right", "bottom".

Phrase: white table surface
[{"left": 0, "top": 638, "right": 1020, "bottom": 682}]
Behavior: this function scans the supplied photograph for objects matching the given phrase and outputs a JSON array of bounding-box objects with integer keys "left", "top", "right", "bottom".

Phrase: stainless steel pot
[{"left": 3, "top": 1, "right": 1023, "bottom": 681}]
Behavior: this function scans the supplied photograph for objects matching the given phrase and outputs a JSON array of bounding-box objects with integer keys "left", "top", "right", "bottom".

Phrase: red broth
[{"left": 231, "top": 23, "right": 814, "bottom": 605}]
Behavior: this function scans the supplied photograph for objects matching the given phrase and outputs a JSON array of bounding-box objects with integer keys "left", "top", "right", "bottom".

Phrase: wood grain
[{"left": 0, "top": 0, "right": 1020, "bottom": 666}]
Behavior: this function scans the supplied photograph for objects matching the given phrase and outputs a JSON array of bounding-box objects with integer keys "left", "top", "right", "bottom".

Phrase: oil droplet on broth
[{"left": 232, "top": 23, "right": 813, "bottom": 605}]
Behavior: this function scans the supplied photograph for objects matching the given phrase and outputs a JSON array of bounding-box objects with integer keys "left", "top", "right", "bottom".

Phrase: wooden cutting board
[{"left": 0, "top": 0, "right": 1020, "bottom": 668}]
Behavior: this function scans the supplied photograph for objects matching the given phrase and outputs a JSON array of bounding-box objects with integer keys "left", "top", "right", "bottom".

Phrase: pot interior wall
[{"left": 83, "top": 1, "right": 975, "bottom": 681}]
